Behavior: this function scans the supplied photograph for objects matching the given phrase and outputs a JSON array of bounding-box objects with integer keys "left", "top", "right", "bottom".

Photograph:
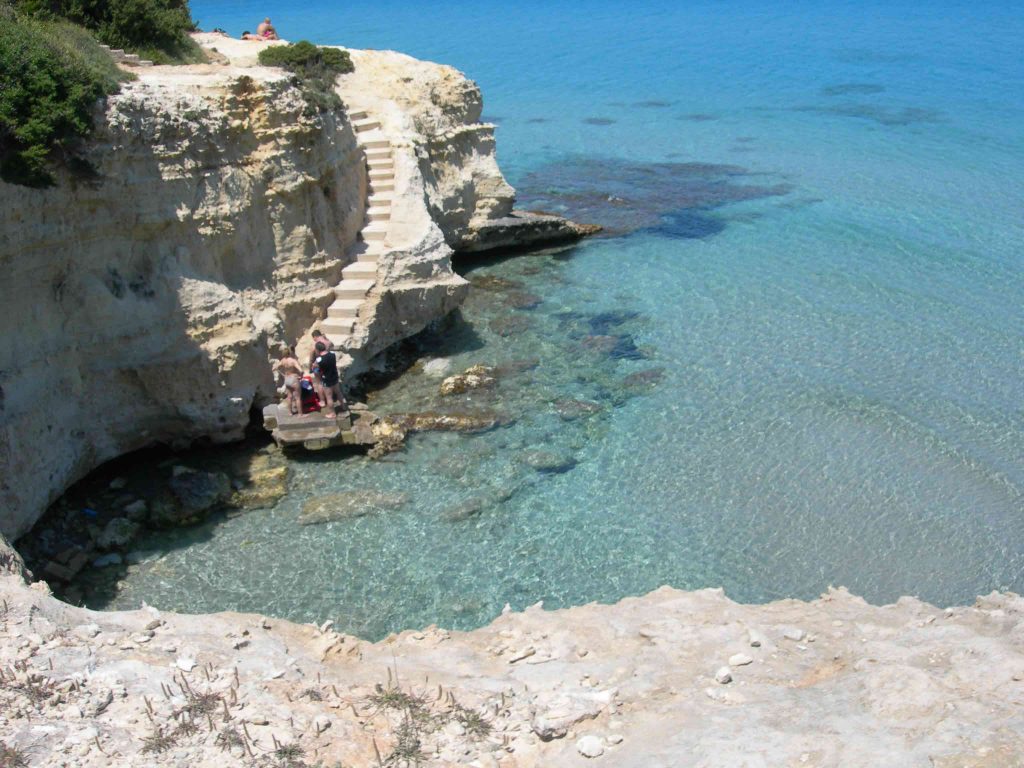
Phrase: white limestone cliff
[{"left": 0, "top": 37, "right": 586, "bottom": 541}]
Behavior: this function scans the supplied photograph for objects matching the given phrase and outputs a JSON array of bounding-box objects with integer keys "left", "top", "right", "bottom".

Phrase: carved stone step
[
  {"left": 361, "top": 226, "right": 388, "bottom": 241},
  {"left": 342, "top": 262, "right": 378, "bottom": 280},
  {"left": 327, "top": 298, "right": 363, "bottom": 318},
  {"left": 333, "top": 279, "right": 374, "bottom": 300}
]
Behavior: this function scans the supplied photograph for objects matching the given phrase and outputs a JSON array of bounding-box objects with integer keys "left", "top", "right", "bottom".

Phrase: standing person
[
  {"left": 272, "top": 347, "right": 303, "bottom": 415},
  {"left": 308, "top": 328, "right": 333, "bottom": 369},
  {"left": 312, "top": 342, "right": 347, "bottom": 417}
]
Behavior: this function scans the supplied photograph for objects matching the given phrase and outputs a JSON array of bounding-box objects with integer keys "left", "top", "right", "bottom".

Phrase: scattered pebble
[
  {"left": 748, "top": 630, "right": 765, "bottom": 647},
  {"left": 607, "top": 733, "right": 624, "bottom": 745},
  {"left": 715, "top": 666, "right": 733, "bottom": 684},
  {"left": 729, "top": 653, "right": 753, "bottom": 667},
  {"left": 175, "top": 656, "right": 196, "bottom": 672},
  {"left": 783, "top": 628, "right": 806, "bottom": 642},
  {"left": 577, "top": 735, "right": 605, "bottom": 758}
]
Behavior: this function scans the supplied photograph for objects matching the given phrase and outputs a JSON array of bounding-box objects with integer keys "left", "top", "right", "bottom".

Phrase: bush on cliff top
[
  {"left": 258, "top": 41, "right": 353, "bottom": 115},
  {"left": 0, "top": 6, "right": 126, "bottom": 187}
]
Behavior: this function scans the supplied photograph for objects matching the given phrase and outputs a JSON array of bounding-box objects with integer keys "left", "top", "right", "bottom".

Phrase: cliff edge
[{"left": 1, "top": 572, "right": 1022, "bottom": 767}]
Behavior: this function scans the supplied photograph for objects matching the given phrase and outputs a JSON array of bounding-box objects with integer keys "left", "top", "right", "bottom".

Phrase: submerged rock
[
  {"left": 505, "top": 290, "right": 543, "bottom": 309},
  {"left": 299, "top": 491, "right": 410, "bottom": 526},
  {"left": 555, "top": 399, "right": 603, "bottom": 421},
  {"left": 230, "top": 465, "right": 289, "bottom": 511},
  {"left": 469, "top": 274, "right": 524, "bottom": 292},
  {"left": 520, "top": 450, "right": 577, "bottom": 474},
  {"left": 488, "top": 315, "right": 532, "bottom": 337},
  {"left": 621, "top": 368, "right": 666, "bottom": 391},
  {"left": 150, "top": 470, "right": 231, "bottom": 527},
  {"left": 441, "top": 487, "right": 516, "bottom": 522},
  {"left": 440, "top": 365, "right": 497, "bottom": 396},
  {"left": 96, "top": 518, "right": 141, "bottom": 550},
  {"left": 494, "top": 358, "right": 540, "bottom": 377},
  {"left": 422, "top": 357, "right": 453, "bottom": 378}
]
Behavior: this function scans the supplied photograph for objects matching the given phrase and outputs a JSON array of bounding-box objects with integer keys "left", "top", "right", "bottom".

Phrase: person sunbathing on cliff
[
  {"left": 312, "top": 342, "right": 347, "bottom": 418},
  {"left": 273, "top": 347, "right": 303, "bottom": 415},
  {"left": 257, "top": 18, "right": 279, "bottom": 39}
]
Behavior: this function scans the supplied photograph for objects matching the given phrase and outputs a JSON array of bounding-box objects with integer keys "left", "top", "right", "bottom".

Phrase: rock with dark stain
[{"left": 299, "top": 491, "right": 410, "bottom": 526}]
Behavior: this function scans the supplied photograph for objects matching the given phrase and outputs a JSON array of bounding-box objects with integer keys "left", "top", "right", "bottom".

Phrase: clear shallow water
[{"left": 92, "top": 1, "right": 1023, "bottom": 638}]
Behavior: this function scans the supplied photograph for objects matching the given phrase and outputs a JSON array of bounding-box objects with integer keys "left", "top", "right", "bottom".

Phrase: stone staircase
[
  {"left": 319, "top": 110, "right": 396, "bottom": 348},
  {"left": 98, "top": 44, "right": 154, "bottom": 67}
]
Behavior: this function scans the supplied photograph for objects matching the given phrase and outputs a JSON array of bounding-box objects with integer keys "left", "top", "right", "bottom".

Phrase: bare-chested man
[
  {"left": 273, "top": 347, "right": 303, "bottom": 415},
  {"left": 256, "top": 17, "right": 279, "bottom": 39}
]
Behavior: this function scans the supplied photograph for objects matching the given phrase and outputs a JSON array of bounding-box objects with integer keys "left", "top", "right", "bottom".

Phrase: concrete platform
[{"left": 261, "top": 402, "right": 378, "bottom": 450}]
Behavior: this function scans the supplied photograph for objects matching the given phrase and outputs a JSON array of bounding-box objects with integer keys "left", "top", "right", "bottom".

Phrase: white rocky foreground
[{"left": 1, "top": 556, "right": 1022, "bottom": 767}]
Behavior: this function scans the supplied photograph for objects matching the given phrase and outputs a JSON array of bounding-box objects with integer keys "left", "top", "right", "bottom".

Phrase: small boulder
[
  {"left": 440, "top": 365, "right": 497, "bottom": 396},
  {"left": 122, "top": 500, "right": 148, "bottom": 520},
  {"left": 422, "top": 358, "right": 453, "bottom": 378},
  {"left": 577, "top": 735, "right": 605, "bottom": 758}
]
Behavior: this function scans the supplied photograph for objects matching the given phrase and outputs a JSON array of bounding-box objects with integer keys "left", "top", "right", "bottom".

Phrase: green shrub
[
  {"left": 0, "top": 7, "right": 126, "bottom": 187},
  {"left": 258, "top": 41, "right": 353, "bottom": 115},
  {"left": 13, "top": 0, "right": 202, "bottom": 62}
]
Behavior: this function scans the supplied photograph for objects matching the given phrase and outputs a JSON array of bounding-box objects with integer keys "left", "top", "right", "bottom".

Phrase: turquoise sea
[{"left": 95, "top": 1, "right": 1023, "bottom": 638}]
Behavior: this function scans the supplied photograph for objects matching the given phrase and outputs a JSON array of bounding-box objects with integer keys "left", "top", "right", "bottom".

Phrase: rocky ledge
[
  {"left": 0, "top": 558, "right": 1021, "bottom": 767},
  {"left": 453, "top": 211, "right": 602, "bottom": 253}
]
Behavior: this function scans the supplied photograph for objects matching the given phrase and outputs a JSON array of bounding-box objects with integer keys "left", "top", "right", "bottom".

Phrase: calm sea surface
[{"left": 95, "top": 1, "right": 1023, "bottom": 638}]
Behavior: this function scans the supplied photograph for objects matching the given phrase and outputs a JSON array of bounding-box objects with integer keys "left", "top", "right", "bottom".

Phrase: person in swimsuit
[
  {"left": 312, "top": 342, "right": 347, "bottom": 417},
  {"left": 273, "top": 347, "right": 303, "bottom": 415},
  {"left": 256, "top": 18, "right": 279, "bottom": 39},
  {"left": 308, "top": 328, "right": 334, "bottom": 403}
]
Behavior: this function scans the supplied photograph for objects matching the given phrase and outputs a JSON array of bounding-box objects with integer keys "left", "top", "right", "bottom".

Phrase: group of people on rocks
[{"left": 273, "top": 330, "right": 348, "bottom": 419}]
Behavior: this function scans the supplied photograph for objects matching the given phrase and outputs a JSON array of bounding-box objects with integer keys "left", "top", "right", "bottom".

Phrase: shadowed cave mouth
[{"left": 515, "top": 156, "right": 792, "bottom": 240}]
